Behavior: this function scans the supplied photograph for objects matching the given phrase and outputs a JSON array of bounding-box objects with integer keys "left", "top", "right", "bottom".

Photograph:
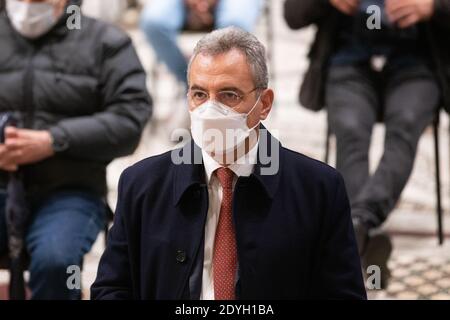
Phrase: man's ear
[{"left": 260, "top": 88, "right": 274, "bottom": 121}]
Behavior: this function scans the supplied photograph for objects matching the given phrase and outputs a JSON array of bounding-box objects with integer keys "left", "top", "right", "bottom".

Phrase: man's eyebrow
[
  {"left": 190, "top": 85, "right": 206, "bottom": 91},
  {"left": 218, "top": 87, "right": 244, "bottom": 94},
  {"left": 189, "top": 85, "right": 245, "bottom": 94}
]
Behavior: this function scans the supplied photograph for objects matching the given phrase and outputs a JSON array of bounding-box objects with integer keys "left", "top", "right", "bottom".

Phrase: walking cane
[
  {"left": 6, "top": 170, "right": 29, "bottom": 300},
  {"left": 1, "top": 113, "right": 30, "bottom": 300}
]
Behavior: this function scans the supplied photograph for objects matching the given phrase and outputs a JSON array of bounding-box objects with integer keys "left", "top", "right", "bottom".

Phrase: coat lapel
[
  {"left": 168, "top": 130, "right": 283, "bottom": 299},
  {"left": 233, "top": 128, "right": 283, "bottom": 298},
  {"left": 171, "top": 141, "right": 208, "bottom": 299}
]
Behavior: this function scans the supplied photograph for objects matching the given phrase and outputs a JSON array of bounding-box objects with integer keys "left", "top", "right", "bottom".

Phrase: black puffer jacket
[
  {"left": 0, "top": 0, "right": 152, "bottom": 200},
  {"left": 284, "top": 0, "right": 450, "bottom": 113}
]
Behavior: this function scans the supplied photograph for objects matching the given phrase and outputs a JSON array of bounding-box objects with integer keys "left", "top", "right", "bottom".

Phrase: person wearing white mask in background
[
  {"left": 92, "top": 27, "right": 366, "bottom": 300},
  {"left": 0, "top": 0, "right": 152, "bottom": 299},
  {"left": 5, "top": 0, "right": 67, "bottom": 39}
]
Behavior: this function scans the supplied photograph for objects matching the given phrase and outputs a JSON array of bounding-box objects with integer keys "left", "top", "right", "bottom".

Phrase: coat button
[{"left": 176, "top": 250, "right": 186, "bottom": 263}]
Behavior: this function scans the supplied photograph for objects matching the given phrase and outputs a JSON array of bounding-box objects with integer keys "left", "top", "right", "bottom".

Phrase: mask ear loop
[
  {"left": 246, "top": 92, "right": 263, "bottom": 131},
  {"left": 220, "top": 90, "right": 263, "bottom": 116}
]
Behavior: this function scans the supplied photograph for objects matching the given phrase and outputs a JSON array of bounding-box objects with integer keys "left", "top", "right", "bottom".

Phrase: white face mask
[
  {"left": 190, "top": 95, "right": 261, "bottom": 164},
  {"left": 6, "top": 0, "right": 60, "bottom": 39}
]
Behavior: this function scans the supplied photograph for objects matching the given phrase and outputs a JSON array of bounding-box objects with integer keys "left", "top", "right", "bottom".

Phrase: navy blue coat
[{"left": 91, "top": 131, "right": 366, "bottom": 300}]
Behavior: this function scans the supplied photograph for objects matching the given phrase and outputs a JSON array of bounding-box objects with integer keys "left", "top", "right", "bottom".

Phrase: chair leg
[
  {"left": 324, "top": 124, "right": 331, "bottom": 164},
  {"left": 433, "top": 118, "right": 444, "bottom": 245},
  {"left": 104, "top": 224, "right": 109, "bottom": 246},
  {"left": 104, "top": 202, "right": 114, "bottom": 246},
  {"left": 9, "top": 258, "right": 26, "bottom": 300},
  {"left": 150, "top": 58, "right": 160, "bottom": 105}
]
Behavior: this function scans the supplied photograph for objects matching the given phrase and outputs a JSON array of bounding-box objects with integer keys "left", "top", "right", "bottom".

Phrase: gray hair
[{"left": 187, "top": 26, "right": 269, "bottom": 89}]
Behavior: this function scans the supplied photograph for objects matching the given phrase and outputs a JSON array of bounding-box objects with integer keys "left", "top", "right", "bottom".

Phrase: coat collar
[
  {"left": 172, "top": 141, "right": 206, "bottom": 206},
  {"left": 173, "top": 126, "right": 282, "bottom": 206}
]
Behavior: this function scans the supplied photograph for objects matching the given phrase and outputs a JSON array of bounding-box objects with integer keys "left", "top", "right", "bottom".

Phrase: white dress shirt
[{"left": 199, "top": 142, "right": 259, "bottom": 300}]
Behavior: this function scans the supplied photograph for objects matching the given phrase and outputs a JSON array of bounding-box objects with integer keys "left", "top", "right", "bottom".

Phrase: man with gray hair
[{"left": 92, "top": 27, "right": 366, "bottom": 300}]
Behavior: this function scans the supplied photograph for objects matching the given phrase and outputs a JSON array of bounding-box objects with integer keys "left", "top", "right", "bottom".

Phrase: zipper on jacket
[{"left": 22, "top": 49, "right": 36, "bottom": 129}]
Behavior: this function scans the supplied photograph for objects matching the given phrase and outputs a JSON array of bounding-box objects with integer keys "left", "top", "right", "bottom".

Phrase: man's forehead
[{"left": 189, "top": 50, "right": 253, "bottom": 88}]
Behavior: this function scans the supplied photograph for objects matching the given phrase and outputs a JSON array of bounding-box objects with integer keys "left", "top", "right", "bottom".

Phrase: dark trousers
[{"left": 325, "top": 63, "right": 440, "bottom": 228}]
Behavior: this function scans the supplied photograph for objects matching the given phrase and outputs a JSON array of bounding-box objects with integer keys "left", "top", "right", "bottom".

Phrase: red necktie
[{"left": 213, "top": 167, "right": 237, "bottom": 300}]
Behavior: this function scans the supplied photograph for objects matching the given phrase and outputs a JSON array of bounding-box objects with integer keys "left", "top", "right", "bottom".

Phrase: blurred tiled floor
[
  {"left": 368, "top": 239, "right": 450, "bottom": 300},
  {"left": 1, "top": 0, "right": 450, "bottom": 300},
  {"left": 385, "top": 257, "right": 450, "bottom": 299}
]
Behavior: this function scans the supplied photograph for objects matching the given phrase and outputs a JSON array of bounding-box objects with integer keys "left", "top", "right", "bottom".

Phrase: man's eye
[
  {"left": 193, "top": 92, "right": 207, "bottom": 99},
  {"left": 221, "top": 92, "right": 240, "bottom": 101}
]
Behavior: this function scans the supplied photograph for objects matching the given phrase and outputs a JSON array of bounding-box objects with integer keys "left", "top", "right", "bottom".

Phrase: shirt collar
[
  {"left": 173, "top": 126, "right": 282, "bottom": 206},
  {"left": 202, "top": 140, "right": 259, "bottom": 184}
]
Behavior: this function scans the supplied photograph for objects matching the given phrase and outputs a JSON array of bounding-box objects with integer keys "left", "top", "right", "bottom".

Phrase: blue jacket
[{"left": 91, "top": 131, "right": 366, "bottom": 300}]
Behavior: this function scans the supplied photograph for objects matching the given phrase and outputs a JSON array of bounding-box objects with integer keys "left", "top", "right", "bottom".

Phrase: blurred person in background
[
  {"left": 0, "top": 0, "right": 152, "bottom": 299},
  {"left": 140, "top": 0, "right": 265, "bottom": 89},
  {"left": 284, "top": 0, "right": 450, "bottom": 288}
]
